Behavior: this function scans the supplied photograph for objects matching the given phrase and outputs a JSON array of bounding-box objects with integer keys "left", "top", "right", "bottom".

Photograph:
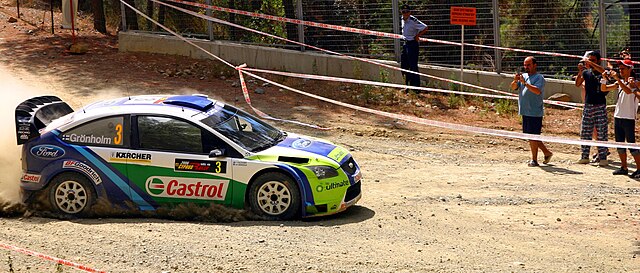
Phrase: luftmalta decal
[{"left": 145, "top": 176, "right": 228, "bottom": 200}]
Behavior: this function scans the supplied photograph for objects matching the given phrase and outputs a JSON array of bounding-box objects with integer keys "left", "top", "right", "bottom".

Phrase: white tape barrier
[
  {"left": 0, "top": 242, "right": 107, "bottom": 273},
  {"left": 125, "top": 0, "right": 640, "bottom": 150},
  {"left": 162, "top": 0, "right": 638, "bottom": 65},
  {"left": 240, "top": 70, "right": 640, "bottom": 150},
  {"left": 120, "top": 0, "right": 327, "bottom": 129},
  {"left": 153, "top": 0, "right": 581, "bottom": 110}
]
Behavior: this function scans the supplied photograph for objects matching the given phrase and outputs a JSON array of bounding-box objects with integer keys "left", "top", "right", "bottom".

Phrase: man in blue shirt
[
  {"left": 511, "top": 56, "right": 552, "bottom": 167},
  {"left": 400, "top": 4, "right": 428, "bottom": 91}
]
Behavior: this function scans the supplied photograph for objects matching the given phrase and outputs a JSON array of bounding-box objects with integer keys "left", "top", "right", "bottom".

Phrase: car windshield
[{"left": 200, "top": 103, "right": 285, "bottom": 152}]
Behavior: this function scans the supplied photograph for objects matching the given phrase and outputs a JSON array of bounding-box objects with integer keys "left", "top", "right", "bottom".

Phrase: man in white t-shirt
[{"left": 601, "top": 59, "right": 640, "bottom": 177}]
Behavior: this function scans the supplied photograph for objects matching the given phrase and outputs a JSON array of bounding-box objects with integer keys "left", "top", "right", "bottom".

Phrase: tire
[
  {"left": 248, "top": 172, "right": 301, "bottom": 220},
  {"left": 48, "top": 173, "right": 95, "bottom": 216}
]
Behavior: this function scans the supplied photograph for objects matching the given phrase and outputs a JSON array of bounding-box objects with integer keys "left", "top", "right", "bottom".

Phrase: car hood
[{"left": 257, "top": 133, "right": 350, "bottom": 164}]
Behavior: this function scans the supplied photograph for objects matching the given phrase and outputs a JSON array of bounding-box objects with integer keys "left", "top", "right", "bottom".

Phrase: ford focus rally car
[{"left": 16, "top": 95, "right": 362, "bottom": 220}]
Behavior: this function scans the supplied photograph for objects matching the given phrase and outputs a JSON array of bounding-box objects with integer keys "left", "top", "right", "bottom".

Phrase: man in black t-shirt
[{"left": 575, "top": 50, "right": 611, "bottom": 166}]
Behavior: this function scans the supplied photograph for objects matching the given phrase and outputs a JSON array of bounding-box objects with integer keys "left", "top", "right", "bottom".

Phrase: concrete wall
[{"left": 119, "top": 31, "right": 583, "bottom": 102}]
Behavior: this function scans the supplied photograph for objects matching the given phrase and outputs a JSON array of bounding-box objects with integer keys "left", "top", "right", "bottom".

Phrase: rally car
[{"left": 15, "top": 94, "right": 362, "bottom": 220}]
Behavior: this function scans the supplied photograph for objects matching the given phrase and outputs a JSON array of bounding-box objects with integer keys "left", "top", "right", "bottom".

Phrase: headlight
[{"left": 306, "top": 166, "right": 339, "bottom": 179}]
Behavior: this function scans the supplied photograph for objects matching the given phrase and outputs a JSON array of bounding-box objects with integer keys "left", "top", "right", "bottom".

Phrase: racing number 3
[
  {"left": 215, "top": 161, "right": 222, "bottom": 173},
  {"left": 114, "top": 123, "right": 123, "bottom": 145}
]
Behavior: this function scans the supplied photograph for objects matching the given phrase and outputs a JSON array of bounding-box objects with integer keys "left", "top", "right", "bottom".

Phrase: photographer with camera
[
  {"left": 511, "top": 56, "right": 552, "bottom": 167},
  {"left": 575, "top": 50, "right": 610, "bottom": 166},
  {"left": 600, "top": 59, "right": 640, "bottom": 177}
]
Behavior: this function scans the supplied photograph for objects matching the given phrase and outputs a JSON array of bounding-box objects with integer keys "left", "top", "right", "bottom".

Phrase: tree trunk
[
  {"left": 282, "top": 0, "right": 297, "bottom": 40},
  {"left": 123, "top": 0, "right": 138, "bottom": 30},
  {"left": 157, "top": 4, "right": 165, "bottom": 31},
  {"left": 146, "top": 0, "right": 154, "bottom": 30},
  {"left": 228, "top": 0, "right": 237, "bottom": 40},
  {"left": 92, "top": 0, "right": 107, "bottom": 33}
]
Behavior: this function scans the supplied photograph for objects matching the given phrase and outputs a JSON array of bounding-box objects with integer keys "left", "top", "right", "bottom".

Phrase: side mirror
[{"left": 209, "top": 148, "right": 226, "bottom": 158}]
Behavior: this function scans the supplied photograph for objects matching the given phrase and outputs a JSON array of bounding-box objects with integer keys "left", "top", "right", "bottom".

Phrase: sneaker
[
  {"left": 599, "top": 159, "right": 609, "bottom": 167},
  {"left": 576, "top": 158, "right": 590, "bottom": 164},
  {"left": 613, "top": 168, "right": 628, "bottom": 175},
  {"left": 528, "top": 160, "right": 539, "bottom": 167},
  {"left": 631, "top": 170, "right": 640, "bottom": 179},
  {"left": 543, "top": 154, "right": 553, "bottom": 164}
]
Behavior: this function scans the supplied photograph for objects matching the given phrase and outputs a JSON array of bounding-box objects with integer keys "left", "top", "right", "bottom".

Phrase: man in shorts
[{"left": 511, "top": 56, "right": 552, "bottom": 167}]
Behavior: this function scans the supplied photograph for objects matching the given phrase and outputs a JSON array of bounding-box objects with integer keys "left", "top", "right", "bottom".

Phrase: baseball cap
[
  {"left": 617, "top": 59, "right": 634, "bottom": 68},
  {"left": 401, "top": 4, "right": 411, "bottom": 12}
]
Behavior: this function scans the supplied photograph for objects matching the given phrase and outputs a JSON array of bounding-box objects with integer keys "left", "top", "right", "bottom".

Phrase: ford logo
[
  {"left": 292, "top": 139, "right": 312, "bottom": 149},
  {"left": 30, "top": 145, "right": 65, "bottom": 159}
]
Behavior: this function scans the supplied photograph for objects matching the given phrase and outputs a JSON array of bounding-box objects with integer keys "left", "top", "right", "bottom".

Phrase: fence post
[
  {"left": 297, "top": 0, "right": 305, "bottom": 52},
  {"left": 206, "top": 0, "right": 213, "bottom": 40},
  {"left": 492, "top": 0, "right": 501, "bottom": 74},
  {"left": 599, "top": 0, "right": 607, "bottom": 65},
  {"left": 392, "top": 0, "right": 400, "bottom": 63},
  {"left": 120, "top": 1, "right": 127, "bottom": 32}
]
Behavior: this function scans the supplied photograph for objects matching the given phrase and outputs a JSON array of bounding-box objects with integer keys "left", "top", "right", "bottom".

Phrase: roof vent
[{"left": 163, "top": 95, "right": 213, "bottom": 111}]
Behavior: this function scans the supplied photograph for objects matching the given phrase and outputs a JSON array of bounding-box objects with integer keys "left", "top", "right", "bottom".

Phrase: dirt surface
[{"left": 1, "top": 4, "right": 640, "bottom": 273}]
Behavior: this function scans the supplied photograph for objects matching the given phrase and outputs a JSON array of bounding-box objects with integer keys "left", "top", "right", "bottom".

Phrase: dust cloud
[
  {"left": 0, "top": 66, "right": 41, "bottom": 206},
  {"left": 0, "top": 66, "right": 254, "bottom": 222}
]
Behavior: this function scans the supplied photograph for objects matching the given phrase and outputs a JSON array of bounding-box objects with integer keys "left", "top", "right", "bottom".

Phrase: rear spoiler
[{"left": 15, "top": 96, "right": 74, "bottom": 145}]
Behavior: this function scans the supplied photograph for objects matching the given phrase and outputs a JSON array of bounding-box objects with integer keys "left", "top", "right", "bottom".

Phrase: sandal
[{"left": 543, "top": 154, "right": 553, "bottom": 164}]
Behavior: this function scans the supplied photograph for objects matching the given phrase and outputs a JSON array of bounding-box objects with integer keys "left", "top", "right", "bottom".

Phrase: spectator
[
  {"left": 511, "top": 56, "right": 552, "bottom": 167},
  {"left": 575, "top": 50, "right": 609, "bottom": 166},
  {"left": 400, "top": 4, "right": 428, "bottom": 92},
  {"left": 601, "top": 59, "right": 640, "bottom": 177}
]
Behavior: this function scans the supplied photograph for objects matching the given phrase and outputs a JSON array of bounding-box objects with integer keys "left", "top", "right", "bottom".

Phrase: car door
[
  {"left": 127, "top": 115, "right": 234, "bottom": 206},
  {"left": 60, "top": 115, "right": 133, "bottom": 200}
]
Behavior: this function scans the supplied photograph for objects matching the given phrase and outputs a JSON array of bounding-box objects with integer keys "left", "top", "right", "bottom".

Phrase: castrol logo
[{"left": 145, "top": 176, "right": 228, "bottom": 201}]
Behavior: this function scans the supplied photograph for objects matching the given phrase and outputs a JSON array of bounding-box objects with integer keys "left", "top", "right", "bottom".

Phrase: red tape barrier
[
  {"left": 125, "top": 0, "right": 640, "bottom": 150},
  {"left": 240, "top": 70, "right": 640, "bottom": 150},
  {"left": 153, "top": 0, "right": 582, "bottom": 110},
  {"left": 162, "top": 0, "right": 637, "bottom": 65},
  {"left": 0, "top": 242, "right": 107, "bottom": 273}
]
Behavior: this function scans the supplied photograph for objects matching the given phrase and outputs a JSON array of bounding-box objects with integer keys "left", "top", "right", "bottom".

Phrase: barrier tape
[
  {"left": 0, "top": 242, "right": 107, "bottom": 273},
  {"left": 236, "top": 65, "right": 331, "bottom": 130},
  {"left": 120, "top": 0, "right": 326, "bottom": 129},
  {"left": 126, "top": 0, "right": 640, "bottom": 150},
  {"left": 241, "top": 70, "right": 640, "bottom": 150},
  {"left": 154, "top": 0, "right": 582, "bottom": 110},
  {"left": 163, "top": 0, "right": 638, "bottom": 65}
]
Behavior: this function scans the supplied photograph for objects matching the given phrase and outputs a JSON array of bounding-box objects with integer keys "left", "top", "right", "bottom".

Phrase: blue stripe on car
[{"left": 70, "top": 145, "right": 154, "bottom": 210}]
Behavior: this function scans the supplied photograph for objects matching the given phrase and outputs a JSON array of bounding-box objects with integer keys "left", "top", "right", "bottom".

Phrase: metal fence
[{"left": 120, "top": 0, "right": 633, "bottom": 80}]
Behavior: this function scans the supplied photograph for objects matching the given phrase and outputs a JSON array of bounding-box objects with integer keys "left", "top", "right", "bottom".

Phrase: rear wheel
[
  {"left": 249, "top": 173, "right": 300, "bottom": 220},
  {"left": 48, "top": 173, "right": 95, "bottom": 216}
]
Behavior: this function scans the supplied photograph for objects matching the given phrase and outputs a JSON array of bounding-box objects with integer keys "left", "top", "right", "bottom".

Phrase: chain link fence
[{"left": 5, "top": 0, "right": 626, "bottom": 80}]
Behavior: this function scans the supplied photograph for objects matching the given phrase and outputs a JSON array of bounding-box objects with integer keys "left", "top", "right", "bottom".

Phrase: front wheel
[
  {"left": 249, "top": 173, "right": 301, "bottom": 220},
  {"left": 48, "top": 173, "right": 95, "bottom": 216}
]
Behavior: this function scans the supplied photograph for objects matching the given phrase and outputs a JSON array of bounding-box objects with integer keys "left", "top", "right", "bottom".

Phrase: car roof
[{"left": 54, "top": 95, "right": 222, "bottom": 131}]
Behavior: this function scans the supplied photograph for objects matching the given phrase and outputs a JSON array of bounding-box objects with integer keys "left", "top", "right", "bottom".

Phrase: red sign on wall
[{"left": 450, "top": 7, "right": 477, "bottom": 26}]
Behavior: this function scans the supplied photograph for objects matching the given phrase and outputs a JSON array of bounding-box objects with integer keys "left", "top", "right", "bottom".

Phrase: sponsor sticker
[
  {"left": 174, "top": 159, "right": 227, "bottom": 173},
  {"left": 327, "top": 146, "right": 348, "bottom": 163},
  {"left": 62, "top": 134, "right": 113, "bottom": 145},
  {"left": 20, "top": 173, "right": 41, "bottom": 183},
  {"left": 110, "top": 152, "right": 152, "bottom": 164},
  {"left": 30, "top": 145, "right": 65, "bottom": 159},
  {"left": 145, "top": 176, "right": 228, "bottom": 200},
  {"left": 62, "top": 160, "right": 102, "bottom": 185},
  {"left": 292, "top": 138, "right": 313, "bottom": 149},
  {"left": 315, "top": 180, "right": 350, "bottom": 192}
]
